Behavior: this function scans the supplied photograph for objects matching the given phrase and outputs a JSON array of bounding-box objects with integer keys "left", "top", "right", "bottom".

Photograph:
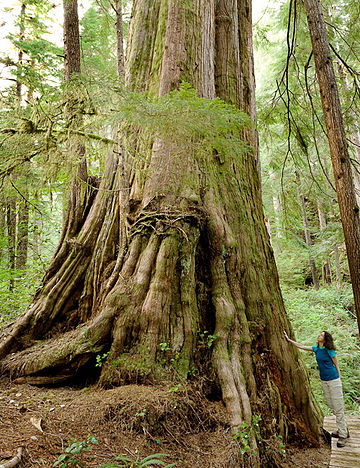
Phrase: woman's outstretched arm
[{"left": 283, "top": 331, "right": 313, "bottom": 351}]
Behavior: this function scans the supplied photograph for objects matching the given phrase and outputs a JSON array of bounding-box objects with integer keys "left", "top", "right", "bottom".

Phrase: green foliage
[
  {"left": 107, "top": 82, "right": 251, "bottom": 159},
  {"left": 159, "top": 342, "right": 170, "bottom": 352},
  {"left": 168, "top": 383, "right": 182, "bottom": 393},
  {"left": 0, "top": 267, "right": 40, "bottom": 325},
  {"left": 53, "top": 436, "right": 98, "bottom": 468},
  {"left": 0, "top": 189, "right": 62, "bottom": 325},
  {"left": 95, "top": 352, "right": 110, "bottom": 367},
  {"left": 98, "top": 452, "right": 176, "bottom": 468},
  {"left": 80, "top": 3, "right": 117, "bottom": 78},
  {"left": 197, "top": 330, "right": 219, "bottom": 348},
  {"left": 232, "top": 415, "right": 261, "bottom": 456},
  {"left": 1, "top": 79, "right": 251, "bottom": 200},
  {"left": 274, "top": 435, "right": 286, "bottom": 458},
  {"left": 283, "top": 285, "right": 360, "bottom": 413},
  {"left": 255, "top": 0, "right": 360, "bottom": 418},
  {"left": 3, "top": 0, "right": 63, "bottom": 94},
  {"left": 255, "top": 0, "right": 359, "bottom": 293}
]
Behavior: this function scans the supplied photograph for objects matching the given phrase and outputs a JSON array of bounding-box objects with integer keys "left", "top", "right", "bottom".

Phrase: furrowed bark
[{"left": 0, "top": 1, "right": 323, "bottom": 465}]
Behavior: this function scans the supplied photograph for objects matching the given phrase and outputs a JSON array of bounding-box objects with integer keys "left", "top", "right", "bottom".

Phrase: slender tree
[
  {"left": 32, "top": 192, "right": 41, "bottom": 262},
  {"left": 0, "top": 205, "right": 5, "bottom": 265},
  {"left": 6, "top": 197, "right": 16, "bottom": 291},
  {"left": 295, "top": 171, "right": 320, "bottom": 289},
  {"left": 16, "top": 195, "right": 29, "bottom": 271},
  {"left": 0, "top": 1, "right": 322, "bottom": 464},
  {"left": 115, "top": 0, "right": 125, "bottom": 77},
  {"left": 15, "top": 1, "right": 26, "bottom": 99},
  {"left": 317, "top": 200, "right": 332, "bottom": 284},
  {"left": 303, "top": 0, "right": 360, "bottom": 334}
]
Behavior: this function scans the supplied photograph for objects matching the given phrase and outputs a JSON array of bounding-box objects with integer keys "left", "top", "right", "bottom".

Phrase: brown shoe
[{"left": 337, "top": 437, "right": 347, "bottom": 448}]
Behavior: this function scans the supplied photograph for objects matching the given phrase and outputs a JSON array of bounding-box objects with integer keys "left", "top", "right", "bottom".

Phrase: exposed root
[
  {"left": 1, "top": 325, "right": 106, "bottom": 380},
  {"left": 0, "top": 448, "right": 22, "bottom": 468},
  {"left": 12, "top": 375, "right": 73, "bottom": 386},
  {"left": 98, "top": 223, "right": 203, "bottom": 387}
]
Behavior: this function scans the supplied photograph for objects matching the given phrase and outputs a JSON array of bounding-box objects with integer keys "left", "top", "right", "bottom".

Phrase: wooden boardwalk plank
[{"left": 324, "top": 416, "right": 360, "bottom": 468}]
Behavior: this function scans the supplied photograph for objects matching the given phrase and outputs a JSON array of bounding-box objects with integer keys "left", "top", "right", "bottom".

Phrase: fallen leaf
[{"left": 30, "top": 417, "right": 43, "bottom": 432}]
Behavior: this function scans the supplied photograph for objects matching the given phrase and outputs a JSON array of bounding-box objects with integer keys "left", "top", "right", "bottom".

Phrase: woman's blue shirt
[{"left": 312, "top": 346, "right": 339, "bottom": 381}]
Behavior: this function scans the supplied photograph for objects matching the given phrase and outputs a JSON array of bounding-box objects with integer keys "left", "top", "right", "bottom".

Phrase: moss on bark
[{"left": 0, "top": 1, "right": 323, "bottom": 465}]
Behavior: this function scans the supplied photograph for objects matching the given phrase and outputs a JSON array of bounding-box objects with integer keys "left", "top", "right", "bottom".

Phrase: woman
[{"left": 283, "top": 330, "right": 349, "bottom": 447}]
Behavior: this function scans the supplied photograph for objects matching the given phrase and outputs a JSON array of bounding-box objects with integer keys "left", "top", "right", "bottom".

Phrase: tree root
[
  {"left": 12, "top": 375, "right": 74, "bottom": 386},
  {"left": 1, "top": 324, "right": 107, "bottom": 380},
  {"left": 0, "top": 448, "right": 22, "bottom": 468}
]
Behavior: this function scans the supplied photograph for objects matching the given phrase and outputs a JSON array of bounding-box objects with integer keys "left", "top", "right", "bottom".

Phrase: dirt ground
[{"left": 0, "top": 377, "right": 330, "bottom": 467}]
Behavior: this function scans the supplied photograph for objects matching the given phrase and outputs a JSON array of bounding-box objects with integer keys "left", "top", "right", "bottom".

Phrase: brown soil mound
[{"left": 0, "top": 378, "right": 330, "bottom": 467}]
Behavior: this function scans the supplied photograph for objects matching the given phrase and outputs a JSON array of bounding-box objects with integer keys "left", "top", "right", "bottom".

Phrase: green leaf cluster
[{"left": 98, "top": 452, "right": 176, "bottom": 467}]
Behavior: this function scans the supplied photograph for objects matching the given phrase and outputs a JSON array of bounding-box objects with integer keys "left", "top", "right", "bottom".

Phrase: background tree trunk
[
  {"left": 295, "top": 171, "right": 320, "bottom": 289},
  {"left": 0, "top": 205, "right": 5, "bottom": 265},
  {"left": 16, "top": 2, "right": 26, "bottom": 99},
  {"left": 32, "top": 191, "right": 41, "bottom": 262},
  {"left": 60, "top": 0, "right": 89, "bottom": 246},
  {"left": 115, "top": 0, "right": 125, "bottom": 78},
  {"left": 6, "top": 198, "right": 16, "bottom": 291},
  {"left": 333, "top": 243, "right": 342, "bottom": 290},
  {"left": 317, "top": 200, "right": 332, "bottom": 284},
  {"left": 16, "top": 195, "right": 29, "bottom": 271},
  {"left": 0, "top": 1, "right": 323, "bottom": 464},
  {"left": 304, "top": 0, "right": 360, "bottom": 335}
]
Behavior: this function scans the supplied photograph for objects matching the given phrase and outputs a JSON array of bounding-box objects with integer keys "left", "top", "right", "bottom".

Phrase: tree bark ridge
[{"left": 0, "top": 1, "right": 323, "bottom": 464}]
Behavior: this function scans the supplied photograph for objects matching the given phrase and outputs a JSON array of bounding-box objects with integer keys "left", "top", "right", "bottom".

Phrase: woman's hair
[{"left": 322, "top": 331, "right": 336, "bottom": 350}]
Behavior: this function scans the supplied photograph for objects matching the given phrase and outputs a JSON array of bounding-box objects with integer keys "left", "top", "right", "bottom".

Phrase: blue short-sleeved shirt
[{"left": 312, "top": 346, "right": 339, "bottom": 381}]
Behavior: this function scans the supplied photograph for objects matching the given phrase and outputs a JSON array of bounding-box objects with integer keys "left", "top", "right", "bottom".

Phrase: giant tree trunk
[
  {"left": 304, "top": 0, "right": 360, "bottom": 335},
  {"left": 0, "top": 1, "right": 322, "bottom": 464}
]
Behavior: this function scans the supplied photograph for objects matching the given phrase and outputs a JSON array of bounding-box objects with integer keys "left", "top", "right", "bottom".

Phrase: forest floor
[{"left": 0, "top": 376, "right": 330, "bottom": 467}]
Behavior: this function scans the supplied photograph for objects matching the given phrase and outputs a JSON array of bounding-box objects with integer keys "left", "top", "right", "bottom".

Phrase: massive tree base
[
  {"left": 0, "top": 150, "right": 322, "bottom": 465},
  {"left": 0, "top": 0, "right": 324, "bottom": 465},
  {"left": 0, "top": 110, "right": 322, "bottom": 467}
]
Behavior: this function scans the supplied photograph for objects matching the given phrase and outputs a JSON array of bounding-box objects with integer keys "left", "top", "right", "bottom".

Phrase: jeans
[{"left": 321, "top": 377, "right": 348, "bottom": 438}]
